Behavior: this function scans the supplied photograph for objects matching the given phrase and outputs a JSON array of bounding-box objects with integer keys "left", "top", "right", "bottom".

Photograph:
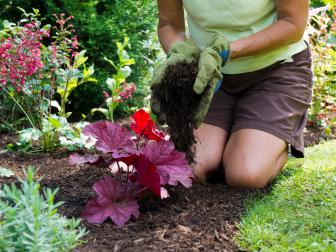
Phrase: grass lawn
[{"left": 235, "top": 140, "right": 336, "bottom": 251}]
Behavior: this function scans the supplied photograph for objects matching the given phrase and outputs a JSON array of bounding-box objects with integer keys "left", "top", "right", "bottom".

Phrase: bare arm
[
  {"left": 157, "top": 0, "right": 186, "bottom": 53},
  {"left": 230, "top": 0, "right": 309, "bottom": 59}
]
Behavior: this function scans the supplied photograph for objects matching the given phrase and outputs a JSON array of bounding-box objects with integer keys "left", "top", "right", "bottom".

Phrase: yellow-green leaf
[{"left": 73, "top": 50, "right": 88, "bottom": 69}]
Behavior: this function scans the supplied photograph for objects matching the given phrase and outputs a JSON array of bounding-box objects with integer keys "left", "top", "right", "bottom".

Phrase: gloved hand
[
  {"left": 193, "top": 35, "right": 230, "bottom": 128},
  {"left": 150, "top": 39, "right": 200, "bottom": 123}
]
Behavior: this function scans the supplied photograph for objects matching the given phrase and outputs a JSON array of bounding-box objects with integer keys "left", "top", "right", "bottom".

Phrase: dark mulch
[{"left": 0, "top": 125, "right": 335, "bottom": 251}]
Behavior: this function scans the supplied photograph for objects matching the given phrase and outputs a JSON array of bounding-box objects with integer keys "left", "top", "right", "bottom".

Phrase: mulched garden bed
[{"left": 0, "top": 125, "right": 335, "bottom": 251}]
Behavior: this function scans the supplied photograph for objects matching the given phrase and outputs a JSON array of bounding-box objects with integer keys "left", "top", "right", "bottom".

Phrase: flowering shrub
[
  {"left": 70, "top": 109, "right": 194, "bottom": 227},
  {"left": 308, "top": 5, "right": 336, "bottom": 133},
  {"left": 0, "top": 22, "right": 48, "bottom": 91},
  {"left": 51, "top": 13, "right": 97, "bottom": 118},
  {"left": 0, "top": 9, "right": 95, "bottom": 118},
  {"left": 1, "top": 9, "right": 98, "bottom": 151},
  {"left": 0, "top": 9, "right": 54, "bottom": 133}
]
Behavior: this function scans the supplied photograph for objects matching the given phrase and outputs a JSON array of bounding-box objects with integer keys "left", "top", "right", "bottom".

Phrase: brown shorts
[{"left": 203, "top": 47, "right": 313, "bottom": 158}]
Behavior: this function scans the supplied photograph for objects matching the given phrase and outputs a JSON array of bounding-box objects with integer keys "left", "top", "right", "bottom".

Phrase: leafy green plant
[
  {"left": 56, "top": 50, "right": 97, "bottom": 118},
  {"left": 91, "top": 37, "right": 136, "bottom": 122},
  {"left": 8, "top": 115, "right": 96, "bottom": 152},
  {"left": 0, "top": 166, "right": 87, "bottom": 251},
  {"left": 51, "top": 13, "right": 97, "bottom": 118},
  {"left": 46, "top": 0, "right": 159, "bottom": 115}
]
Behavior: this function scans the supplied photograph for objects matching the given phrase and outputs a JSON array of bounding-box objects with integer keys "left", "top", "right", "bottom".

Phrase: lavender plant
[{"left": 0, "top": 167, "right": 87, "bottom": 251}]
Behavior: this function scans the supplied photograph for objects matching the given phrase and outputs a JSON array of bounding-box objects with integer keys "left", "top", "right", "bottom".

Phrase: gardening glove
[
  {"left": 150, "top": 39, "right": 200, "bottom": 123},
  {"left": 193, "top": 35, "right": 230, "bottom": 128}
]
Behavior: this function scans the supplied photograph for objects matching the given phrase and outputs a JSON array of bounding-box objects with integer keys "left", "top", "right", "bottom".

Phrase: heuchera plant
[{"left": 70, "top": 109, "right": 194, "bottom": 227}]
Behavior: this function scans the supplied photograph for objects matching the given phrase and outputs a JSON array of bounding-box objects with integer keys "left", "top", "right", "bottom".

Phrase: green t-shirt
[{"left": 183, "top": 0, "right": 307, "bottom": 74}]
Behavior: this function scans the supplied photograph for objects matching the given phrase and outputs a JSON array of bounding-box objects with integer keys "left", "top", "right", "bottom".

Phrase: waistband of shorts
[{"left": 222, "top": 47, "right": 310, "bottom": 81}]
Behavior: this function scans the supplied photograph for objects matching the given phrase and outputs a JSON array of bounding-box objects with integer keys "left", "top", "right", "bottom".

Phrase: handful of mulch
[{"left": 151, "top": 60, "right": 202, "bottom": 164}]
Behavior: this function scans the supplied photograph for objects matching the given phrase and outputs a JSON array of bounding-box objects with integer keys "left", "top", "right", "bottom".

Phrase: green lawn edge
[{"left": 235, "top": 140, "right": 336, "bottom": 252}]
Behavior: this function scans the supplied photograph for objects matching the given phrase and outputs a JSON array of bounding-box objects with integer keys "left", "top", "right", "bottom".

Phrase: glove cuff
[
  {"left": 206, "top": 34, "right": 231, "bottom": 65},
  {"left": 219, "top": 50, "right": 230, "bottom": 63},
  {"left": 168, "top": 39, "right": 200, "bottom": 59}
]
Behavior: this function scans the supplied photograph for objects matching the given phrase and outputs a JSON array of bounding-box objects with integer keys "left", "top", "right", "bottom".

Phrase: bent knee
[
  {"left": 225, "top": 171, "right": 269, "bottom": 188},
  {"left": 224, "top": 161, "right": 273, "bottom": 189}
]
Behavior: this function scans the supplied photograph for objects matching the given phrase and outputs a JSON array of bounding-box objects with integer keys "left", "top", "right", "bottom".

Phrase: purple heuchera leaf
[
  {"left": 81, "top": 176, "right": 139, "bottom": 227},
  {"left": 69, "top": 153, "right": 104, "bottom": 166},
  {"left": 111, "top": 154, "right": 161, "bottom": 197},
  {"left": 141, "top": 141, "right": 194, "bottom": 188},
  {"left": 83, "top": 121, "right": 134, "bottom": 154},
  {"left": 133, "top": 155, "right": 161, "bottom": 197}
]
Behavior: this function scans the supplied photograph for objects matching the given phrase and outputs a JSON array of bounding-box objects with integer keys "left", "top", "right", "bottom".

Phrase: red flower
[
  {"left": 130, "top": 109, "right": 150, "bottom": 134},
  {"left": 130, "top": 109, "right": 166, "bottom": 141}
]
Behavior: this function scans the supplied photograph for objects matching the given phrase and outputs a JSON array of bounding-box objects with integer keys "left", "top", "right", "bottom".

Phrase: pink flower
[
  {"left": 119, "top": 82, "right": 136, "bottom": 100},
  {"left": 103, "top": 91, "right": 110, "bottom": 100},
  {"left": 0, "top": 23, "right": 48, "bottom": 89}
]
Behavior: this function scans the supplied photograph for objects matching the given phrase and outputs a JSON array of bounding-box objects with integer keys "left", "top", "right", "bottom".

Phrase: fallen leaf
[
  {"left": 177, "top": 224, "right": 192, "bottom": 234},
  {"left": 0, "top": 167, "right": 14, "bottom": 177}
]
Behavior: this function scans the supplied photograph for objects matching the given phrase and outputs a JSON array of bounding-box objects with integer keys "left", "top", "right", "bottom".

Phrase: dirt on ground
[{"left": 0, "top": 125, "right": 335, "bottom": 251}]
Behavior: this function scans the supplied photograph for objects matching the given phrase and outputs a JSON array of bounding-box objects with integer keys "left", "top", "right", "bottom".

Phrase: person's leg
[
  {"left": 223, "top": 129, "right": 288, "bottom": 188},
  {"left": 192, "top": 123, "right": 229, "bottom": 183}
]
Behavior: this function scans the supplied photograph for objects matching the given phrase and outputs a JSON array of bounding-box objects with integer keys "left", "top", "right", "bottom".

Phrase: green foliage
[
  {"left": 47, "top": 0, "right": 160, "bottom": 117},
  {"left": 7, "top": 115, "right": 96, "bottom": 152},
  {"left": 0, "top": 92, "right": 27, "bottom": 133},
  {"left": 56, "top": 50, "right": 97, "bottom": 118},
  {"left": 65, "top": 82, "right": 104, "bottom": 121},
  {"left": 0, "top": 167, "right": 87, "bottom": 251},
  {"left": 310, "top": 0, "right": 336, "bottom": 8},
  {"left": 0, "top": 1, "right": 47, "bottom": 25},
  {"left": 308, "top": 5, "right": 336, "bottom": 132},
  {"left": 236, "top": 140, "right": 336, "bottom": 251},
  {"left": 0, "top": 0, "right": 160, "bottom": 118},
  {"left": 91, "top": 37, "right": 136, "bottom": 122}
]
